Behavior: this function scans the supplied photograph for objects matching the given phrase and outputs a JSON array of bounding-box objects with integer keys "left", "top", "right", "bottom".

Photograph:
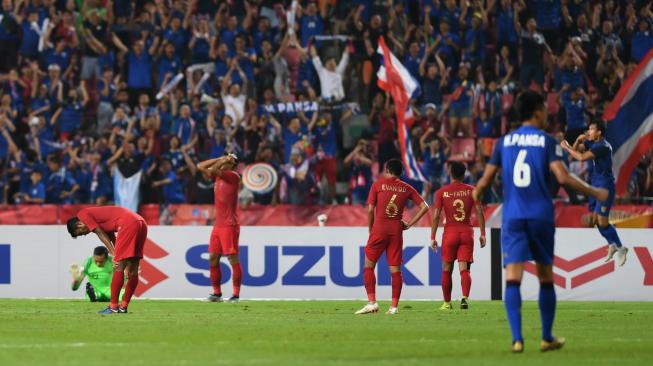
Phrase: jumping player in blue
[
  {"left": 474, "top": 91, "right": 609, "bottom": 353},
  {"left": 561, "top": 120, "right": 629, "bottom": 266}
]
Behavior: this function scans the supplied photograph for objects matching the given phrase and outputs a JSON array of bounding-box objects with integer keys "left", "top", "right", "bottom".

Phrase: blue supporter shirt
[
  {"left": 127, "top": 51, "right": 152, "bottom": 88},
  {"left": 300, "top": 14, "right": 323, "bottom": 47},
  {"left": 96, "top": 79, "right": 116, "bottom": 103},
  {"left": 282, "top": 128, "right": 303, "bottom": 163},
  {"left": 631, "top": 31, "right": 653, "bottom": 63},
  {"left": 535, "top": 0, "right": 561, "bottom": 29},
  {"left": 59, "top": 102, "right": 84, "bottom": 133},
  {"left": 589, "top": 139, "right": 615, "bottom": 186},
  {"left": 435, "top": 32, "right": 460, "bottom": 66},
  {"left": 191, "top": 37, "right": 211, "bottom": 64},
  {"left": 46, "top": 168, "right": 78, "bottom": 203},
  {"left": 171, "top": 117, "right": 194, "bottom": 145},
  {"left": 489, "top": 124, "right": 563, "bottom": 222},
  {"left": 157, "top": 55, "right": 182, "bottom": 88},
  {"left": 163, "top": 170, "right": 185, "bottom": 203},
  {"left": 20, "top": 20, "right": 40, "bottom": 58},
  {"left": 313, "top": 121, "right": 337, "bottom": 157},
  {"left": 163, "top": 28, "right": 189, "bottom": 56},
  {"left": 562, "top": 94, "right": 587, "bottom": 130},
  {"left": 404, "top": 53, "right": 421, "bottom": 81},
  {"left": 496, "top": 6, "right": 518, "bottom": 45},
  {"left": 27, "top": 181, "right": 46, "bottom": 201},
  {"left": 475, "top": 117, "right": 495, "bottom": 138},
  {"left": 219, "top": 26, "right": 243, "bottom": 50}
]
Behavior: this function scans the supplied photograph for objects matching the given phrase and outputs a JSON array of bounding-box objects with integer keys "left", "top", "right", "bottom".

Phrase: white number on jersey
[{"left": 513, "top": 149, "right": 531, "bottom": 187}]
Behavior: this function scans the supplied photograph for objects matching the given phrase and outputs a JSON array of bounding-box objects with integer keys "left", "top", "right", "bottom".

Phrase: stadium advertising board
[
  {"left": 0, "top": 226, "right": 490, "bottom": 300},
  {"left": 0, "top": 226, "right": 651, "bottom": 300}
]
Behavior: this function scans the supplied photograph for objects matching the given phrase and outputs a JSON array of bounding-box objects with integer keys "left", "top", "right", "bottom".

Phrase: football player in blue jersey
[
  {"left": 561, "top": 120, "right": 629, "bottom": 266},
  {"left": 474, "top": 91, "right": 609, "bottom": 353}
]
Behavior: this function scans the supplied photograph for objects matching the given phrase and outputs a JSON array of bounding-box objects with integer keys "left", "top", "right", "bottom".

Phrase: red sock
[
  {"left": 210, "top": 264, "right": 222, "bottom": 295},
  {"left": 121, "top": 274, "right": 139, "bottom": 308},
  {"left": 391, "top": 271, "right": 402, "bottom": 308},
  {"left": 442, "top": 270, "right": 452, "bottom": 302},
  {"left": 460, "top": 270, "right": 471, "bottom": 298},
  {"left": 110, "top": 271, "right": 125, "bottom": 309},
  {"left": 363, "top": 268, "right": 376, "bottom": 303},
  {"left": 232, "top": 263, "right": 242, "bottom": 297}
]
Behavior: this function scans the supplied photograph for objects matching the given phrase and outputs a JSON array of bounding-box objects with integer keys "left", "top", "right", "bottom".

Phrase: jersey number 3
[
  {"left": 513, "top": 149, "right": 531, "bottom": 187},
  {"left": 453, "top": 199, "right": 465, "bottom": 221}
]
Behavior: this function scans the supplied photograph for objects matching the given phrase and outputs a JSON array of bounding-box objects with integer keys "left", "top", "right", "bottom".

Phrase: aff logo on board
[{"left": 525, "top": 245, "right": 653, "bottom": 288}]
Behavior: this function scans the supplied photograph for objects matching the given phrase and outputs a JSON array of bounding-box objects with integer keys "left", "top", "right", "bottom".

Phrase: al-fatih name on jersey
[{"left": 503, "top": 133, "right": 545, "bottom": 147}]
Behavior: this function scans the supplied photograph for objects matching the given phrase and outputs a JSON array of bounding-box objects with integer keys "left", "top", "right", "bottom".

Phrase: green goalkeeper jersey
[{"left": 80, "top": 256, "right": 124, "bottom": 301}]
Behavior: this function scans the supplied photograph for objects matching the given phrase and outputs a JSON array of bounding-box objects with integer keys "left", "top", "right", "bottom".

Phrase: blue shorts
[
  {"left": 448, "top": 104, "right": 472, "bottom": 118},
  {"left": 593, "top": 183, "right": 615, "bottom": 217},
  {"left": 502, "top": 219, "right": 555, "bottom": 266},
  {"left": 588, "top": 196, "right": 596, "bottom": 213}
]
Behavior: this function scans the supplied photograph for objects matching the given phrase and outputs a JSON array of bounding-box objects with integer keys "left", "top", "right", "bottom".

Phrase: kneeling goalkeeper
[{"left": 70, "top": 246, "right": 124, "bottom": 302}]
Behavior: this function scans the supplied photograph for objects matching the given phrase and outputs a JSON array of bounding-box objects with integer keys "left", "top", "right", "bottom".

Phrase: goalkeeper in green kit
[{"left": 69, "top": 246, "right": 124, "bottom": 302}]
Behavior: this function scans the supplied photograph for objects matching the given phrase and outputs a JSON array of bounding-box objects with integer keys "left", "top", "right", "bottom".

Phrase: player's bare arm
[
  {"left": 473, "top": 164, "right": 499, "bottom": 201},
  {"left": 560, "top": 140, "right": 594, "bottom": 161},
  {"left": 404, "top": 201, "right": 429, "bottom": 230},
  {"left": 93, "top": 227, "right": 116, "bottom": 258},
  {"left": 475, "top": 202, "right": 486, "bottom": 248},
  {"left": 367, "top": 204, "right": 375, "bottom": 234},
  {"left": 430, "top": 206, "right": 442, "bottom": 252},
  {"left": 550, "top": 160, "right": 609, "bottom": 202}
]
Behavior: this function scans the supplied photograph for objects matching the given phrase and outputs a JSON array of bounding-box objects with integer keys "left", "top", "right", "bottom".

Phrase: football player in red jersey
[
  {"left": 355, "top": 159, "right": 429, "bottom": 315},
  {"left": 197, "top": 153, "right": 242, "bottom": 303},
  {"left": 431, "top": 162, "right": 486, "bottom": 310},
  {"left": 67, "top": 206, "right": 148, "bottom": 314}
]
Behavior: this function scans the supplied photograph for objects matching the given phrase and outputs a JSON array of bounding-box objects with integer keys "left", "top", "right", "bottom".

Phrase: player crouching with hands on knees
[
  {"left": 355, "top": 159, "right": 429, "bottom": 315},
  {"left": 67, "top": 206, "right": 148, "bottom": 314}
]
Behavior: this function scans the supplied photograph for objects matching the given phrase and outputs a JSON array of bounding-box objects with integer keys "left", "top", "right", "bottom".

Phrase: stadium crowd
[{"left": 0, "top": 0, "right": 652, "bottom": 208}]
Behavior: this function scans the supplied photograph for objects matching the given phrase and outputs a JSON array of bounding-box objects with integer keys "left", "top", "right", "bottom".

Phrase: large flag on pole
[
  {"left": 376, "top": 36, "right": 426, "bottom": 182},
  {"left": 602, "top": 48, "right": 653, "bottom": 195}
]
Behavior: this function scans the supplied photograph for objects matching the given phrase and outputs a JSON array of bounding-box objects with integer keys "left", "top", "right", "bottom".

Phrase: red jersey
[
  {"left": 367, "top": 176, "right": 425, "bottom": 235},
  {"left": 77, "top": 206, "right": 145, "bottom": 234},
  {"left": 214, "top": 170, "right": 240, "bottom": 227},
  {"left": 434, "top": 181, "right": 477, "bottom": 229}
]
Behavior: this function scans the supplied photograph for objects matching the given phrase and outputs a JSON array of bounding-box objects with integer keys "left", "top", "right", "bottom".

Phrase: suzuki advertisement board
[{"left": 0, "top": 226, "right": 651, "bottom": 300}]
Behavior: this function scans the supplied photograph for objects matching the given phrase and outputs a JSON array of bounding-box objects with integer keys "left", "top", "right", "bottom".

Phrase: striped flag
[
  {"left": 603, "top": 48, "right": 653, "bottom": 195},
  {"left": 376, "top": 36, "right": 426, "bottom": 181}
]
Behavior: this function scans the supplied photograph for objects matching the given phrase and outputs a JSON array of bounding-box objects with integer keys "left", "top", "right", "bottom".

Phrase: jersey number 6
[{"left": 513, "top": 149, "right": 531, "bottom": 187}]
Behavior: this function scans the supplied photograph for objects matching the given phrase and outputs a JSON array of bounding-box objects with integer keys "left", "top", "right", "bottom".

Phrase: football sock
[
  {"left": 121, "top": 273, "right": 139, "bottom": 308},
  {"left": 441, "top": 270, "right": 453, "bottom": 302},
  {"left": 505, "top": 281, "right": 523, "bottom": 342},
  {"left": 391, "top": 271, "right": 402, "bottom": 308},
  {"left": 460, "top": 270, "right": 471, "bottom": 298},
  {"left": 210, "top": 263, "right": 222, "bottom": 295},
  {"left": 363, "top": 268, "right": 376, "bottom": 303},
  {"left": 110, "top": 271, "right": 125, "bottom": 309},
  {"left": 539, "top": 282, "right": 556, "bottom": 342},
  {"left": 232, "top": 263, "right": 242, "bottom": 297},
  {"left": 599, "top": 224, "right": 623, "bottom": 248}
]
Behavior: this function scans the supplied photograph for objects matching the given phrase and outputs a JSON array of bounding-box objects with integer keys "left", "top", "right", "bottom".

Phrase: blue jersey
[
  {"left": 490, "top": 125, "right": 563, "bottom": 223},
  {"left": 589, "top": 139, "right": 615, "bottom": 186}
]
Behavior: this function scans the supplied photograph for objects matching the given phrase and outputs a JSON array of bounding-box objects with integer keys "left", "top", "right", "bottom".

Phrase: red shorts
[
  {"left": 114, "top": 220, "right": 148, "bottom": 262},
  {"left": 313, "top": 157, "right": 337, "bottom": 185},
  {"left": 365, "top": 233, "right": 403, "bottom": 266},
  {"left": 209, "top": 226, "right": 240, "bottom": 255},
  {"left": 441, "top": 228, "right": 474, "bottom": 263}
]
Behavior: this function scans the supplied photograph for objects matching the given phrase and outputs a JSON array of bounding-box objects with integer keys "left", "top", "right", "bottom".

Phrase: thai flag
[
  {"left": 603, "top": 48, "right": 653, "bottom": 195},
  {"left": 376, "top": 36, "right": 426, "bottom": 182}
]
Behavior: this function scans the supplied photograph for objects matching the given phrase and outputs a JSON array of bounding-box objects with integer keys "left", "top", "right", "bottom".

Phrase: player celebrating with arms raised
[
  {"left": 67, "top": 206, "right": 148, "bottom": 314},
  {"left": 560, "top": 120, "right": 629, "bottom": 265},
  {"left": 474, "top": 91, "right": 609, "bottom": 353},
  {"left": 197, "top": 153, "right": 242, "bottom": 303},
  {"left": 356, "top": 159, "right": 429, "bottom": 315},
  {"left": 431, "top": 161, "right": 485, "bottom": 310}
]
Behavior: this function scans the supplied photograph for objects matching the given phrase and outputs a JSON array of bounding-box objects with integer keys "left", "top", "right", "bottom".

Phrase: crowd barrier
[{"left": 0, "top": 226, "right": 651, "bottom": 301}]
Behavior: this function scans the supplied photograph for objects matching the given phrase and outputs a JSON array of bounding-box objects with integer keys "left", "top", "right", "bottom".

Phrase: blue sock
[
  {"left": 599, "top": 225, "right": 623, "bottom": 247},
  {"left": 505, "top": 281, "right": 523, "bottom": 343},
  {"left": 539, "top": 282, "right": 556, "bottom": 342}
]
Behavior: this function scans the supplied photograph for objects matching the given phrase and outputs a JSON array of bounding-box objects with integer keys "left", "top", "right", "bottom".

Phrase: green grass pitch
[{"left": 1, "top": 299, "right": 652, "bottom": 366}]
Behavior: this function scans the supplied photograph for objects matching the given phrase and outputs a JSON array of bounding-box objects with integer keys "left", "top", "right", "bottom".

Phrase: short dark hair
[
  {"left": 385, "top": 159, "right": 404, "bottom": 177},
  {"left": 449, "top": 161, "right": 466, "bottom": 181},
  {"left": 67, "top": 217, "right": 80, "bottom": 238},
  {"left": 516, "top": 90, "right": 545, "bottom": 122},
  {"left": 93, "top": 246, "right": 109, "bottom": 257},
  {"left": 589, "top": 120, "right": 607, "bottom": 137}
]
